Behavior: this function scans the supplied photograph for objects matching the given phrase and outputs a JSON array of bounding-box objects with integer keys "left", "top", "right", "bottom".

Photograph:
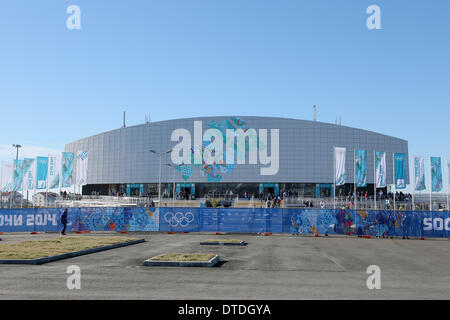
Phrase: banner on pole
[
  {"left": 76, "top": 150, "right": 88, "bottom": 186},
  {"left": 61, "top": 152, "right": 74, "bottom": 188},
  {"left": 375, "top": 151, "right": 386, "bottom": 188},
  {"left": 23, "top": 158, "right": 36, "bottom": 192},
  {"left": 414, "top": 155, "right": 426, "bottom": 191},
  {"left": 448, "top": 159, "right": 450, "bottom": 188},
  {"left": 334, "top": 147, "right": 346, "bottom": 186},
  {"left": 0, "top": 162, "right": 14, "bottom": 192},
  {"left": 48, "top": 155, "right": 61, "bottom": 189},
  {"left": 13, "top": 160, "right": 25, "bottom": 192},
  {"left": 36, "top": 157, "right": 49, "bottom": 190},
  {"left": 355, "top": 149, "right": 367, "bottom": 187},
  {"left": 431, "top": 157, "right": 443, "bottom": 192},
  {"left": 394, "top": 153, "right": 406, "bottom": 189}
]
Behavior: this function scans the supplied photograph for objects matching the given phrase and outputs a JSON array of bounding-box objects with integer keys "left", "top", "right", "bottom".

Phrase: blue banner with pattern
[
  {"left": 1, "top": 207, "right": 449, "bottom": 239},
  {"left": 355, "top": 150, "right": 367, "bottom": 187},
  {"left": 394, "top": 153, "right": 406, "bottom": 189},
  {"left": 431, "top": 157, "right": 443, "bottom": 192},
  {"left": 12, "top": 160, "right": 24, "bottom": 191},
  {"left": 61, "top": 152, "right": 74, "bottom": 188},
  {"left": 36, "top": 157, "right": 48, "bottom": 189},
  {"left": 0, "top": 207, "right": 159, "bottom": 233}
]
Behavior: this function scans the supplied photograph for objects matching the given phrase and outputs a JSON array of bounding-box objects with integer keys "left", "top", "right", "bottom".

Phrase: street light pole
[
  {"left": 150, "top": 149, "right": 172, "bottom": 208},
  {"left": 166, "top": 164, "right": 176, "bottom": 208},
  {"left": 13, "top": 144, "right": 21, "bottom": 161},
  {"left": 173, "top": 165, "right": 175, "bottom": 208}
]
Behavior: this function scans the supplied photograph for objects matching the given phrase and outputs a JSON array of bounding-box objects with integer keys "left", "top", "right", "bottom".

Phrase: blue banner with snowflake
[
  {"left": 61, "top": 152, "right": 74, "bottom": 188},
  {"left": 355, "top": 150, "right": 367, "bottom": 187},
  {"left": 1, "top": 207, "right": 450, "bottom": 239},
  {"left": 431, "top": 157, "right": 443, "bottom": 192},
  {"left": 394, "top": 153, "right": 406, "bottom": 189},
  {"left": 12, "top": 160, "right": 24, "bottom": 192}
]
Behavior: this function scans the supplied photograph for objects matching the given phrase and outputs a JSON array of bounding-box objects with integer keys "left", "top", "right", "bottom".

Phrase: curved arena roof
[{"left": 65, "top": 116, "right": 409, "bottom": 185}]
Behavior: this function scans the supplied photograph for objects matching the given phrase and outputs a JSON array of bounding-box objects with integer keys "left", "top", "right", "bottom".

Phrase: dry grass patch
[
  {"left": 202, "top": 239, "right": 243, "bottom": 243},
  {"left": 149, "top": 253, "right": 215, "bottom": 262},
  {"left": 0, "top": 236, "right": 138, "bottom": 260}
]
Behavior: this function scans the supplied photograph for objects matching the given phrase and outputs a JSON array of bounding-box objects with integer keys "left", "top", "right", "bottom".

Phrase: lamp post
[
  {"left": 12, "top": 144, "right": 22, "bottom": 161},
  {"left": 166, "top": 163, "right": 176, "bottom": 208},
  {"left": 150, "top": 149, "right": 172, "bottom": 208}
]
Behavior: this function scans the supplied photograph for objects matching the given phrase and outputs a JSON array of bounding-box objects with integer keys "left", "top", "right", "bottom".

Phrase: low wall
[{"left": 0, "top": 207, "right": 449, "bottom": 238}]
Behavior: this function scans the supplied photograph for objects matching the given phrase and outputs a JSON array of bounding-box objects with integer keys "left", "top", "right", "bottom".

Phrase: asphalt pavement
[{"left": 0, "top": 232, "right": 449, "bottom": 299}]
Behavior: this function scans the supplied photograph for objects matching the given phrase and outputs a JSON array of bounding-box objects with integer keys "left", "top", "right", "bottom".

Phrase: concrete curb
[
  {"left": 0, "top": 238, "right": 146, "bottom": 265},
  {"left": 143, "top": 254, "right": 220, "bottom": 267},
  {"left": 200, "top": 241, "right": 246, "bottom": 246}
]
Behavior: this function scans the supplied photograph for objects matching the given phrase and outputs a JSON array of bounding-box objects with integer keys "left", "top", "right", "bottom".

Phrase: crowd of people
[
  {"left": 263, "top": 193, "right": 282, "bottom": 208},
  {"left": 70, "top": 187, "right": 419, "bottom": 210},
  {"left": 59, "top": 191, "right": 81, "bottom": 200},
  {"left": 338, "top": 190, "right": 413, "bottom": 202},
  {"left": 176, "top": 190, "right": 191, "bottom": 200}
]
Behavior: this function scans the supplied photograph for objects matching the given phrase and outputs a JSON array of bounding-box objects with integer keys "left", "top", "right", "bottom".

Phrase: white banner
[
  {"left": 48, "top": 154, "right": 61, "bottom": 189},
  {"left": 334, "top": 147, "right": 346, "bottom": 186},
  {"left": 23, "top": 158, "right": 36, "bottom": 191},
  {"left": 76, "top": 150, "right": 88, "bottom": 186},
  {"left": 1, "top": 162, "right": 14, "bottom": 192},
  {"left": 375, "top": 151, "right": 386, "bottom": 188}
]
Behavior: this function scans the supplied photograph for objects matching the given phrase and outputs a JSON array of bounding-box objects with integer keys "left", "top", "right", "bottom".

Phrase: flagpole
[
  {"left": 24, "top": 160, "right": 28, "bottom": 207},
  {"left": 354, "top": 148, "right": 357, "bottom": 210},
  {"left": 374, "top": 150, "right": 377, "bottom": 210},
  {"left": 33, "top": 158, "right": 36, "bottom": 232},
  {"left": 33, "top": 158, "right": 36, "bottom": 209},
  {"left": 447, "top": 159, "right": 449, "bottom": 212},
  {"left": 430, "top": 157, "right": 432, "bottom": 212},
  {"left": 393, "top": 153, "right": 396, "bottom": 212},
  {"left": 45, "top": 154, "right": 49, "bottom": 208},
  {"left": 333, "top": 147, "right": 336, "bottom": 210},
  {"left": 59, "top": 154, "right": 62, "bottom": 199},
  {"left": 412, "top": 156, "right": 415, "bottom": 211}
]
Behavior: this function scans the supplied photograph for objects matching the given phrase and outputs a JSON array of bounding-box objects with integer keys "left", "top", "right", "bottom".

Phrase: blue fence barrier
[
  {"left": 0, "top": 207, "right": 449, "bottom": 238},
  {"left": 0, "top": 207, "right": 159, "bottom": 233}
]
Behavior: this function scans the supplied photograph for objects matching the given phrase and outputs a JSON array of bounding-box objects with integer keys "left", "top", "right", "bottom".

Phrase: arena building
[{"left": 65, "top": 116, "right": 409, "bottom": 199}]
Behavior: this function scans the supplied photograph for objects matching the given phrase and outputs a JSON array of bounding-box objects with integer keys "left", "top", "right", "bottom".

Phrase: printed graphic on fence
[
  {"left": 0, "top": 207, "right": 449, "bottom": 238},
  {"left": 0, "top": 207, "right": 159, "bottom": 233}
]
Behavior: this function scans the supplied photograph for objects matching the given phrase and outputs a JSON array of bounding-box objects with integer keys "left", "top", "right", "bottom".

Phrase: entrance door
[
  {"left": 264, "top": 187, "right": 275, "bottom": 196},
  {"left": 320, "top": 187, "right": 331, "bottom": 198},
  {"left": 130, "top": 188, "right": 140, "bottom": 196},
  {"left": 181, "top": 187, "right": 191, "bottom": 200}
]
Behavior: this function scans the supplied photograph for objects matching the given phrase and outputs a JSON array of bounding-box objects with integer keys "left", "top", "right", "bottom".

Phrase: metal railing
[{"left": 1, "top": 193, "right": 448, "bottom": 211}]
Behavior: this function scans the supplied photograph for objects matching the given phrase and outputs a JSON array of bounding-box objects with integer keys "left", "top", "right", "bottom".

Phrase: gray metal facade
[{"left": 65, "top": 116, "right": 409, "bottom": 185}]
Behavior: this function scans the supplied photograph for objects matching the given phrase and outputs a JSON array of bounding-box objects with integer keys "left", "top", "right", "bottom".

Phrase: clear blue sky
[{"left": 0, "top": 1, "right": 449, "bottom": 177}]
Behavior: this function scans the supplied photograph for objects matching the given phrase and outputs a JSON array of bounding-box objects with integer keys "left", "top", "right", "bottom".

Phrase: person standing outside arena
[{"left": 60, "top": 209, "right": 68, "bottom": 235}]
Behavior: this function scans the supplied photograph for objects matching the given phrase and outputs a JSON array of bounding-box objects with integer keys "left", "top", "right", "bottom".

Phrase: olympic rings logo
[{"left": 164, "top": 211, "right": 195, "bottom": 227}]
